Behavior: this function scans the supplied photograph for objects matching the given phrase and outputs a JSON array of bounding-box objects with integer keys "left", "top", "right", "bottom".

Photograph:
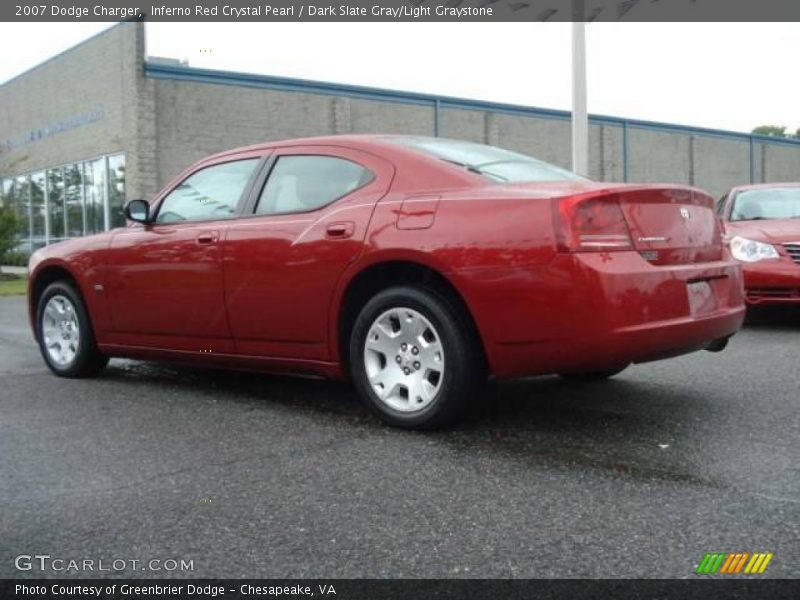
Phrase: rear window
[{"left": 386, "top": 137, "right": 586, "bottom": 183}]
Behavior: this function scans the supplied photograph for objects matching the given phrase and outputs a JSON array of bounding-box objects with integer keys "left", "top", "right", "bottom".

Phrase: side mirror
[{"left": 123, "top": 199, "right": 151, "bottom": 224}]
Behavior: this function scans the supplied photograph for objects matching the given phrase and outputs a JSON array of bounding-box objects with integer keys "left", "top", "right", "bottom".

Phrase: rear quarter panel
[{"left": 334, "top": 189, "right": 559, "bottom": 369}]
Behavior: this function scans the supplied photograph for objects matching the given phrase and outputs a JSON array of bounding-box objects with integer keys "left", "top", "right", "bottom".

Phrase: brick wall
[{"left": 0, "top": 23, "right": 135, "bottom": 177}]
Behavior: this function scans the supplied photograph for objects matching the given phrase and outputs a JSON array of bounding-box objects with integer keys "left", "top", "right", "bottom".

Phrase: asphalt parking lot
[{"left": 1, "top": 295, "right": 799, "bottom": 579}]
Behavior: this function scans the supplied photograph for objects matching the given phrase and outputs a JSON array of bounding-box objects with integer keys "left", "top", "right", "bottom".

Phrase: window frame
[
  {"left": 150, "top": 156, "right": 268, "bottom": 226},
  {"left": 715, "top": 194, "right": 729, "bottom": 218},
  {"left": 244, "top": 153, "right": 375, "bottom": 218}
]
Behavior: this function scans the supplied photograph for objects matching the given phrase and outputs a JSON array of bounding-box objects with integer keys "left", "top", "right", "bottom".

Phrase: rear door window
[{"left": 255, "top": 156, "right": 372, "bottom": 216}]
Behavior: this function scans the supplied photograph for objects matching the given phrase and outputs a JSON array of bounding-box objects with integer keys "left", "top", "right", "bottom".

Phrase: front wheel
[
  {"left": 349, "top": 286, "right": 484, "bottom": 429},
  {"left": 36, "top": 281, "right": 108, "bottom": 378}
]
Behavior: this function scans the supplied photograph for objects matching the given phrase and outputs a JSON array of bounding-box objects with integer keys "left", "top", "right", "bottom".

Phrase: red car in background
[
  {"left": 718, "top": 183, "right": 800, "bottom": 305},
  {"left": 27, "top": 135, "right": 745, "bottom": 428}
]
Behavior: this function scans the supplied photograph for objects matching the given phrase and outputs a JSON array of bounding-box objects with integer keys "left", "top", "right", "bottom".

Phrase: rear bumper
[
  {"left": 457, "top": 251, "right": 745, "bottom": 379},
  {"left": 741, "top": 260, "right": 800, "bottom": 305}
]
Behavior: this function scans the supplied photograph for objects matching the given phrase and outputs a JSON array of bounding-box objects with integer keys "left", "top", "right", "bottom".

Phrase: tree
[
  {"left": 752, "top": 125, "right": 788, "bottom": 137},
  {"left": 0, "top": 204, "right": 22, "bottom": 274}
]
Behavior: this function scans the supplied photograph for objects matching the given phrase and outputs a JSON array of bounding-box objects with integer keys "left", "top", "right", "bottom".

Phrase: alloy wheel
[
  {"left": 363, "top": 307, "right": 445, "bottom": 412},
  {"left": 41, "top": 294, "right": 80, "bottom": 367}
]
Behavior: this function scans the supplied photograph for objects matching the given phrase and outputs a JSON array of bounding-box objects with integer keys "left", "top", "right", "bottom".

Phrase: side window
[
  {"left": 156, "top": 159, "right": 259, "bottom": 224},
  {"left": 255, "top": 155, "right": 372, "bottom": 216}
]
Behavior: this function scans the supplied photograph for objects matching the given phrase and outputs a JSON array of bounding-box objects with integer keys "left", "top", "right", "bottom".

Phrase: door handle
[
  {"left": 196, "top": 232, "right": 219, "bottom": 245},
  {"left": 326, "top": 221, "right": 355, "bottom": 239}
]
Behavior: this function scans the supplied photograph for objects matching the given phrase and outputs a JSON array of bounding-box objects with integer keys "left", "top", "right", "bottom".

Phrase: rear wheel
[
  {"left": 349, "top": 286, "right": 484, "bottom": 429},
  {"left": 36, "top": 281, "right": 108, "bottom": 378},
  {"left": 559, "top": 366, "right": 628, "bottom": 381}
]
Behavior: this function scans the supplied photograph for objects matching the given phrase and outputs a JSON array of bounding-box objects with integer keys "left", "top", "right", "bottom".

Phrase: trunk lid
[
  {"left": 616, "top": 186, "right": 723, "bottom": 265},
  {"left": 497, "top": 181, "right": 724, "bottom": 265}
]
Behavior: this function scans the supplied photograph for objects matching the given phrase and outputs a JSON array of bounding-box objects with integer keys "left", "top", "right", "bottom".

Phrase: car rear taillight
[{"left": 554, "top": 195, "right": 633, "bottom": 252}]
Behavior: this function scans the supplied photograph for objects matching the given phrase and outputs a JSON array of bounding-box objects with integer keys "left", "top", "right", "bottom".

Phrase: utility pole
[{"left": 571, "top": 0, "right": 589, "bottom": 176}]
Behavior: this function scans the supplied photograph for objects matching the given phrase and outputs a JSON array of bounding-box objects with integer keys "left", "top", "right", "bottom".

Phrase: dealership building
[{"left": 2, "top": 22, "right": 800, "bottom": 255}]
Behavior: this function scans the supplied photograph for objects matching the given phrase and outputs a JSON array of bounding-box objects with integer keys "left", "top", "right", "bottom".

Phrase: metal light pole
[{"left": 571, "top": 1, "right": 589, "bottom": 176}]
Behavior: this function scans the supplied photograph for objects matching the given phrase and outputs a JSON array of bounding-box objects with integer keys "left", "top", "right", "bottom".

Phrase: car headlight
[{"left": 729, "top": 236, "right": 780, "bottom": 262}]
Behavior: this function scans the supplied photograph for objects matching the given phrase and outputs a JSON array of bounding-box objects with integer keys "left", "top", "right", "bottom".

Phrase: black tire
[
  {"left": 349, "top": 285, "right": 485, "bottom": 429},
  {"left": 36, "top": 280, "right": 108, "bottom": 378},
  {"left": 559, "top": 365, "right": 628, "bottom": 381}
]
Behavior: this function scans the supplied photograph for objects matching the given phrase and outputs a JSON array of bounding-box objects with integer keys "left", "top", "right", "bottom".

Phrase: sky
[{"left": 0, "top": 22, "right": 798, "bottom": 134}]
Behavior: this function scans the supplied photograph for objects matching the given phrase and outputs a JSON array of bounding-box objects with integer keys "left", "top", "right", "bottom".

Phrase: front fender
[{"left": 27, "top": 234, "right": 116, "bottom": 341}]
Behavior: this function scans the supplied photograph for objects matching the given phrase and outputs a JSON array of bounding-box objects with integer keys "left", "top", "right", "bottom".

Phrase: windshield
[
  {"left": 730, "top": 188, "right": 800, "bottom": 221},
  {"left": 386, "top": 137, "right": 586, "bottom": 183}
]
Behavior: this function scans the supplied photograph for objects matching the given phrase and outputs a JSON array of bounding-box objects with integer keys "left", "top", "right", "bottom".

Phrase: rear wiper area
[
  {"left": 439, "top": 159, "right": 507, "bottom": 182},
  {"left": 439, "top": 158, "right": 485, "bottom": 176}
]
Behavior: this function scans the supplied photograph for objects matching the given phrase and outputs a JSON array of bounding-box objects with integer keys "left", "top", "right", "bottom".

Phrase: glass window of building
[
  {"left": 107, "top": 154, "right": 126, "bottom": 228},
  {"left": 2, "top": 152, "right": 125, "bottom": 254},
  {"left": 47, "top": 167, "right": 65, "bottom": 240},
  {"left": 15, "top": 176, "right": 31, "bottom": 243},
  {"left": 30, "top": 171, "right": 46, "bottom": 250},
  {"left": 1, "top": 179, "right": 15, "bottom": 227},
  {"left": 84, "top": 159, "right": 106, "bottom": 234},
  {"left": 0, "top": 178, "right": 12, "bottom": 209},
  {"left": 64, "top": 164, "right": 84, "bottom": 238}
]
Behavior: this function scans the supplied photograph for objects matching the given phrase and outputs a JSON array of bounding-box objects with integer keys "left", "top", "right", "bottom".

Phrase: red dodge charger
[
  {"left": 28, "top": 135, "right": 745, "bottom": 428},
  {"left": 717, "top": 183, "right": 800, "bottom": 306}
]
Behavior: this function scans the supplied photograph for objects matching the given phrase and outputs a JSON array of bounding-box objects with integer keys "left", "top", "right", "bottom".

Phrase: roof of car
[{"left": 207, "top": 134, "right": 432, "bottom": 161}]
